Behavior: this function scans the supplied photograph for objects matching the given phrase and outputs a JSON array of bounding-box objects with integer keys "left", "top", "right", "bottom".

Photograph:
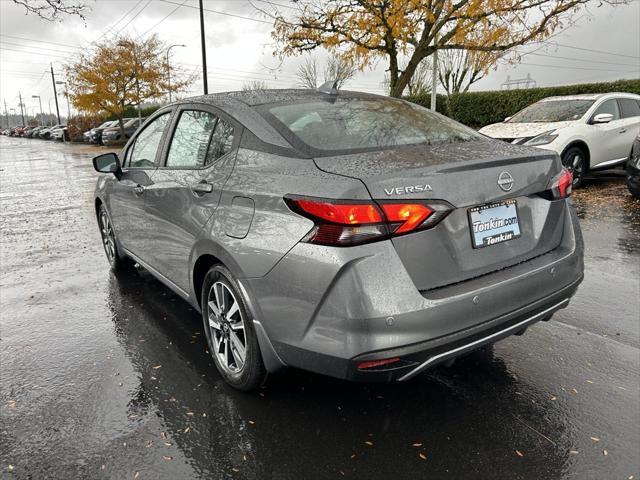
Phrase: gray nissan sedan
[{"left": 92, "top": 87, "right": 584, "bottom": 391}]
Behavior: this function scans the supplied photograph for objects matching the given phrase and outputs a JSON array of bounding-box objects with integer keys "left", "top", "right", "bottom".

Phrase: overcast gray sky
[{"left": 1, "top": 0, "right": 638, "bottom": 118}]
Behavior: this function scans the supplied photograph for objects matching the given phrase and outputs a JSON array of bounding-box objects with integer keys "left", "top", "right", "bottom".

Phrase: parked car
[
  {"left": 51, "top": 125, "right": 68, "bottom": 141},
  {"left": 89, "top": 120, "right": 120, "bottom": 144},
  {"left": 24, "top": 127, "right": 41, "bottom": 138},
  {"left": 40, "top": 124, "right": 64, "bottom": 140},
  {"left": 102, "top": 117, "right": 145, "bottom": 146},
  {"left": 9, "top": 126, "right": 23, "bottom": 136},
  {"left": 83, "top": 130, "right": 93, "bottom": 143},
  {"left": 92, "top": 88, "right": 584, "bottom": 391},
  {"left": 479, "top": 93, "right": 640, "bottom": 187},
  {"left": 627, "top": 135, "right": 640, "bottom": 198}
]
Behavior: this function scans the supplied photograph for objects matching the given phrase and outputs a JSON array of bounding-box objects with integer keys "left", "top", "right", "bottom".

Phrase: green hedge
[{"left": 407, "top": 78, "right": 640, "bottom": 128}]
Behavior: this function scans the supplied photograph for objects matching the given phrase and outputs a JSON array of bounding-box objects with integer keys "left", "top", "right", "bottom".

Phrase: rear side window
[
  {"left": 207, "top": 118, "right": 234, "bottom": 163},
  {"left": 592, "top": 99, "right": 620, "bottom": 121},
  {"left": 263, "top": 97, "right": 481, "bottom": 154},
  {"left": 127, "top": 113, "right": 170, "bottom": 168},
  {"left": 166, "top": 110, "right": 235, "bottom": 168},
  {"left": 618, "top": 98, "right": 640, "bottom": 118}
]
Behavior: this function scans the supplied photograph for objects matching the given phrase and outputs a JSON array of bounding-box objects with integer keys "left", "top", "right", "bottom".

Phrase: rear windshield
[
  {"left": 509, "top": 99, "right": 595, "bottom": 123},
  {"left": 263, "top": 97, "right": 482, "bottom": 153}
]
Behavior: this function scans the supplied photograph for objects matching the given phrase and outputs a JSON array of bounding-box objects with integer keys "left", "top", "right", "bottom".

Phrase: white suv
[{"left": 479, "top": 93, "right": 640, "bottom": 186}]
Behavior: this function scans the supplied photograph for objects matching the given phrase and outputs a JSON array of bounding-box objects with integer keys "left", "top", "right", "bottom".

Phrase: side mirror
[
  {"left": 591, "top": 113, "right": 614, "bottom": 124},
  {"left": 504, "top": 116, "right": 512, "bottom": 122},
  {"left": 93, "top": 152, "right": 121, "bottom": 175}
]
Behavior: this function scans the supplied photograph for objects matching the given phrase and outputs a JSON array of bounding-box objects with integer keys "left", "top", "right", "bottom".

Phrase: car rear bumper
[{"left": 245, "top": 201, "right": 584, "bottom": 381}]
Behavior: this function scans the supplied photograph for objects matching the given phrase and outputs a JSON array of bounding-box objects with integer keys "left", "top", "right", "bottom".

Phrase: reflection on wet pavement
[{"left": 1, "top": 137, "right": 638, "bottom": 479}]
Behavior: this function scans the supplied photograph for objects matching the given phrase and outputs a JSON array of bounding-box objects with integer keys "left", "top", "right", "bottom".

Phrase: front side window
[
  {"left": 127, "top": 113, "right": 170, "bottom": 168},
  {"left": 264, "top": 98, "right": 481, "bottom": 153},
  {"left": 166, "top": 110, "right": 235, "bottom": 168},
  {"left": 509, "top": 99, "right": 595, "bottom": 123},
  {"left": 592, "top": 99, "right": 620, "bottom": 121}
]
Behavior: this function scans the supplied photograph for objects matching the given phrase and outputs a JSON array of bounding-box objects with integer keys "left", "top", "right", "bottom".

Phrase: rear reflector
[
  {"left": 357, "top": 357, "right": 401, "bottom": 370},
  {"left": 285, "top": 196, "right": 452, "bottom": 246}
]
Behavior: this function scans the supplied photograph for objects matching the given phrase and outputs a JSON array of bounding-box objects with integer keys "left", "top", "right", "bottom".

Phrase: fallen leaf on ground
[
  {"left": 587, "top": 380, "right": 594, "bottom": 384},
  {"left": 152, "top": 365, "right": 162, "bottom": 369},
  {"left": 184, "top": 427, "right": 191, "bottom": 433},
  {"left": 186, "top": 412, "right": 194, "bottom": 416},
  {"left": 5, "top": 400, "right": 16, "bottom": 409},
  {"left": 571, "top": 388, "right": 578, "bottom": 394},
  {"left": 162, "top": 456, "right": 173, "bottom": 461},
  {"left": 164, "top": 442, "right": 173, "bottom": 447},
  {"left": 590, "top": 437, "right": 600, "bottom": 442},
  {"left": 133, "top": 471, "right": 140, "bottom": 480},
  {"left": 550, "top": 396, "right": 557, "bottom": 401},
  {"left": 419, "top": 453, "right": 427, "bottom": 460},
  {"left": 8, "top": 465, "right": 14, "bottom": 471},
  {"left": 515, "top": 450, "right": 524, "bottom": 457},
  {"left": 569, "top": 450, "right": 579, "bottom": 454},
  {"left": 365, "top": 441, "right": 373, "bottom": 446},
  {"left": 248, "top": 420, "right": 255, "bottom": 425},
  {"left": 603, "top": 449, "right": 608, "bottom": 456},
  {"left": 412, "top": 443, "right": 423, "bottom": 447},
  {"left": 160, "top": 432, "right": 167, "bottom": 440}
]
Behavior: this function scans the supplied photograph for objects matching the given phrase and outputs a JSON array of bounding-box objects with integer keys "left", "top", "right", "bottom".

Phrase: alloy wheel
[
  {"left": 566, "top": 153, "right": 584, "bottom": 186},
  {"left": 207, "top": 281, "right": 247, "bottom": 374},
  {"left": 99, "top": 211, "right": 116, "bottom": 262}
]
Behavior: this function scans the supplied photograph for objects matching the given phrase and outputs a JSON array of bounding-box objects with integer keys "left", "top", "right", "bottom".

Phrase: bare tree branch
[{"left": 11, "top": 0, "right": 88, "bottom": 21}]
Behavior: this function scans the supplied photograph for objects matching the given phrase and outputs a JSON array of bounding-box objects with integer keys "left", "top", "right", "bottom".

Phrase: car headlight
[{"left": 524, "top": 130, "right": 559, "bottom": 147}]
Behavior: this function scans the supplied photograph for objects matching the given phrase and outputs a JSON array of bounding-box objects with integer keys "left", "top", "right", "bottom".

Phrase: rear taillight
[
  {"left": 543, "top": 167, "right": 573, "bottom": 200},
  {"left": 285, "top": 196, "right": 452, "bottom": 246}
]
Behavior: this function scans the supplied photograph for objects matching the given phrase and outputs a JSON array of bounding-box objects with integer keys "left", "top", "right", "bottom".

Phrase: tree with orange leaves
[
  {"left": 66, "top": 34, "right": 192, "bottom": 137},
  {"left": 270, "top": 0, "right": 614, "bottom": 97}
]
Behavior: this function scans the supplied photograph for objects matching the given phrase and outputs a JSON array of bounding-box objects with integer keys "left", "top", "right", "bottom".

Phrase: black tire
[
  {"left": 201, "top": 265, "right": 266, "bottom": 391},
  {"left": 97, "top": 204, "right": 131, "bottom": 271},
  {"left": 561, "top": 146, "right": 587, "bottom": 188}
]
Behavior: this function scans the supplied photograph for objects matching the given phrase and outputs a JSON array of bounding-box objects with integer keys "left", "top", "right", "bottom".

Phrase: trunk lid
[{"left": 313, "top": 139, "right": 566, "bottom": 292}]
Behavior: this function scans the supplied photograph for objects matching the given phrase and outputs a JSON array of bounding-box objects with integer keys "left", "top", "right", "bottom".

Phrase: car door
[
  {"left": 107, "top": 111, "right": 172, "bottom": 261},
  {"left": 587, "top": 98, "right": 628, "bottom": 168},
  {"left": 617, "top": 98, "right": 640, "bottom": 156},
  {"left": 143, "top": 105, "right": 239, "bottom": 291}
]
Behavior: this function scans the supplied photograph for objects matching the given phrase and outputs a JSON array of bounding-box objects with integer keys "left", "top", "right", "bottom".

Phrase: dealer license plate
[{"left": 468, "top": 199, "right": 521, "bottom": 249}]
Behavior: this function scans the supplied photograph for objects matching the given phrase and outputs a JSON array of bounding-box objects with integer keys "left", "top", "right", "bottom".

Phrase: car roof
[
  {"left": 540, "top": 92, "right": 640, "bottom": 102},
  {"left": 185, "top": 88, "right": 384, "bottom": 108}
]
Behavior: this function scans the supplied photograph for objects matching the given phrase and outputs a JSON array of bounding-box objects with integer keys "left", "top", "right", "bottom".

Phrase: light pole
[
  {"left": 117, "top": 40, "right": 142, "bottom": 123},
  {"left": 166, "top": 44, "right": 186, "bottom": 103},
  {"left": 48, "top": 99, "right": 53, "bottom": 125},
  {"left": 32, "top": 95, "right": 43, "bottom": 125},
  {"left": 55, "top": 81, "right": 71, "bottom": 121}
]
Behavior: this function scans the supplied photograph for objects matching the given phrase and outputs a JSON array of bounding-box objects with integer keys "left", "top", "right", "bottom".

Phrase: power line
[
  {"left": 0, "top": 46, "right": 71, "bottom": 60},
  {"left": 159, "top": 0, "right": 272, "bottom": 24},
  {"left": 546, "top": 41, "right": 640, "bottom": 60},
  {"left": 140, "top": 0, "right": 190, "bottom": 37},
  {"left": 0, "top": 34, "right": 80, "bottom": 50},
  {"left": 93, "top": 0, "right": 146, "bottom": 43},
  {"left": 116, "top": 0, "right": 154, "bottom": 35},
  {"left": 527, "top": 52, "right": 639, "bottom": 68},
  {"left": 518, "top": 61, "right": 635, "bottom": 72}
]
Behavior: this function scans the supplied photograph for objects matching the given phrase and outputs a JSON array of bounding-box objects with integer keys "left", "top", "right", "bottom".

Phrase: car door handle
[
  {"left": 619, "top": 128, "right": 627, "bottom": 134},
  {"left": 133, "top": 185, "right": 145, "bottom": 195},
  {"left": 191, "top": 181, "right": 214, "bottom": 195}
]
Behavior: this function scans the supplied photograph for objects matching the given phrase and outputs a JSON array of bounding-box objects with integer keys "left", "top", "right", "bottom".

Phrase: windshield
[
  {"left": 264, "top": 97, "right": 482, "bottom": 153},
  {"left": 509, "top": 99, "right": 594, "bottom": 123}
]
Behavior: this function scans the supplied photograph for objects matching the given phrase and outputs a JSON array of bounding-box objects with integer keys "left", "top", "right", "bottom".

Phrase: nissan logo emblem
[{"left": 497, "top": 171, "right": 514, "bottom": 192}]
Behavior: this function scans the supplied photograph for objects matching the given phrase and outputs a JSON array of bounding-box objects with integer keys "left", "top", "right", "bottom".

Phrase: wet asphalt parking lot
[{"left": 0, "top": 136, "right": 638, "bottom": 480}]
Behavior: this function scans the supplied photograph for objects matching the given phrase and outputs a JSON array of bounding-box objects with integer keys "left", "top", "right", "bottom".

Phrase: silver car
[{"left": 92, "top": 88, "right": 584, "bottom": 390}]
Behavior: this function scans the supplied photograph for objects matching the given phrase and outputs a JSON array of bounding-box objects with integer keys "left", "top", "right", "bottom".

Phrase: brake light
[
  {"left": 543, "top": 167, "right": 572, "bottom": 200},
  {"left": 557, "top": 168, "right": 573, "bottom": 198},
  {"left": 381, "top": 203, "right": 434, "bottom": 234},
  {"left": 357, "top": 357, "right": 400, "bottom": 370},
  {"left": 285, "top": 196, "right": 451, "bottom": 246}
]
